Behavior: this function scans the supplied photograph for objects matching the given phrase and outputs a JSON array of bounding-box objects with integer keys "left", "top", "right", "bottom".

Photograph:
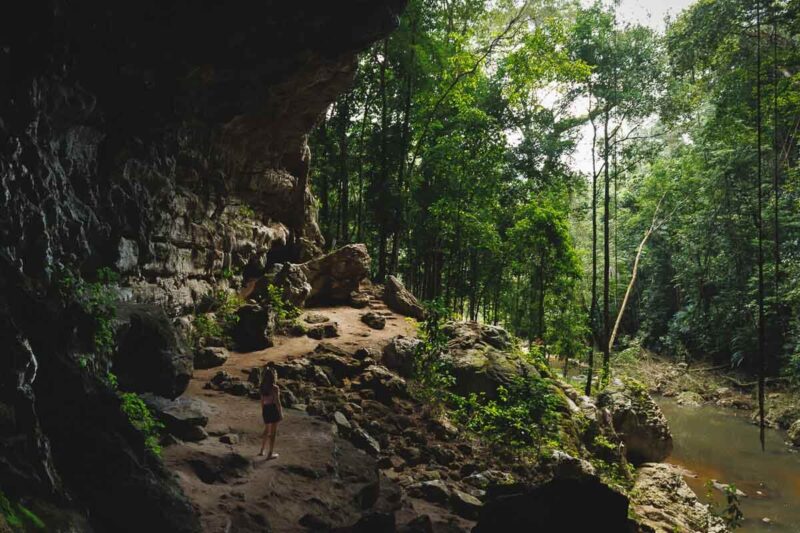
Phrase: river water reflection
[{"left": 658, "top": 398, "right": 800, "bottom": 532}]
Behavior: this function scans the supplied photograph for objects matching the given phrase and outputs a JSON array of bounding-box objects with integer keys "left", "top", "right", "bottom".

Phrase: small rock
[
  {"left": 400, "top": 446, "right": 423, "bottom": 466},
  {"left": 354, "top": 347, "right": 375, "bottom": 360},
  {"left": 410, "top": 479, "right": 450, "bottom": 503},
  {"left": 303, "top": 313, "right": 330, "bottom": 324},
  {"left": 450, "top": 489, "right": 483, "bottom": 519},
  {"left": 548, "top": 450, "right": 596, "bottom": 479},
  {"left": 350, "top": 428, "right": 381, "bottom": 456},
  {"left": 333, "top": 411, "right": 352, "bottom": 431},
  {"left": 361, "top": 312, "right": 386, "bottom": 330},
  {"left": 184, "top": 425, "right": 209, "bottom": 442},
  {"left": 429, "top": 445, "right": 456, "bottom": 466},
  {"left": 306, "top": 322, "right": 340, "bottom": 340},
  {"left": 464, "top": 473, "right": 489, "bottom": 489},
  {"left": 350, "top": 292, "right": 371, "bottom": 309},
  {"left": 220, "top": 434, "right": 239, "bottom": 445},
  {"left": 428, "top": 418, "right": 459, "bottom": 440},
  {"left": 194, "top": 346, "right": 229, "bottom": 369},
  {"left": 398, "top": 515, "right": 434, "bottom": 533},
  {"left": 676, "top": 391, "right": 704, "bottom": 407},
  {"left": 379, "top": 455, "right": 405, "bottom": 470}
]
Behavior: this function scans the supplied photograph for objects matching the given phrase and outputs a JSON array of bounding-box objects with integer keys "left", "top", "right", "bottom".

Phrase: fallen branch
[
  {"left": 608, "top": 192, "right": 667, "bottom": 352},
  {"left": 688, "top": 363, "right": 731, "bottom": 373},
  {"left": 720, "top": 375, "right": 790, "bottom": 389}
]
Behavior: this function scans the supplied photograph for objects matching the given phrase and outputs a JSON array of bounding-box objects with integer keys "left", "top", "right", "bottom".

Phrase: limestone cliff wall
[{"left": 0, "top": 2, "right": 405, "bottom": 531}]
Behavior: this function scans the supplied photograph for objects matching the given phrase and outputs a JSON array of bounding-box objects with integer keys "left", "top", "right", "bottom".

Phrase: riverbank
[
  {"left": 610, "top": 346, "right": 800, "bottom": 448},
  {"left": 601, "top": 347, "right": 800, "bottom": 532}
]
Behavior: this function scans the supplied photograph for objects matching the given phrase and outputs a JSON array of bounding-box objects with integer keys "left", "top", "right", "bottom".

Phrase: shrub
[
  {"left": 408, "top": 300, "right": 563, "bottom": 456},
  {"left": 0, "top": 490, "right": 45, "bottom": 530},
  {"left": 409, "top": 300, "right": 455, "bottom": 409},
  {"left": 119, "top": 392, "right": 164, "bottom": 456},
  {"left": 451, "top": 374, "right": 562, "bottom": 453},
  {"left": 55, "top": 267, "right": 119, "bottom": 366},
  {"left": 191, "top": 290, "right": 244, "bottom": 347},
  {"left": 266, "top": 285, "right": 300, "bottom": 322}
]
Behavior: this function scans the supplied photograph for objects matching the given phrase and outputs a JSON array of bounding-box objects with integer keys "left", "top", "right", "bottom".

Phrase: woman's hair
[{"left": 260, "top": 366, "right": 277, "bottom": 395}]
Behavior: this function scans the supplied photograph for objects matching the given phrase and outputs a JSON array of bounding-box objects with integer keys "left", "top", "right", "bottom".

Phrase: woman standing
[{"left": 258, "top": 367, "right": 283, "bottom": 458}]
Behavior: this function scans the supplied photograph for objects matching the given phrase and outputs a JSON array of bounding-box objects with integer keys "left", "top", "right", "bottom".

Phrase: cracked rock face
[
  {"left": 597, "top": 382, "right": 674, "bottom": 465},
  {"left": 0, "top": 0, "right": 406, "bottom": 530}
]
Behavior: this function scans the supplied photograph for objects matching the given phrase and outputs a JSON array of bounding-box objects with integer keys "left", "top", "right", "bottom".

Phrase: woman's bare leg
[
  {"left": 267, "top": 424, "right": 278, "bottom": 459},
  {"left": 259, "top": 425, "right": 271, "bottom": 456}
]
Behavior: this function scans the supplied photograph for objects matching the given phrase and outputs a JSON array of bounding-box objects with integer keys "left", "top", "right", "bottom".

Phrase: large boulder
[
  {"left": 383, "top": 276, "right": 424, "bottom": 319},
  {"left": 597, "top": 382, "right": 673, "bottom": 464},
  {"left": 474, "top": 477, "right": 634, "bottom": 532},
  {"left": 382, "top": 336, "right": 422, "bottom": 377},
  {"left": 631, "top": 463, "right": 727, "bottom": 533},
  {"left": 273, "top": 263, "right": 312, "bottom": 308},
  {"left": 232, "top": 303, "right": 275, "bottom": 351},
  {"left": 441, "top": 321, "right": 533, "bottom": 399},
  {"left": 140, "top": 394, "right": 213, "bottom": 442},
  {"left": 301, "top": 244, "right": 371, "bottom": 304},
  {"left": 114, "top": 304, "right": 193, "bottom": 399}
]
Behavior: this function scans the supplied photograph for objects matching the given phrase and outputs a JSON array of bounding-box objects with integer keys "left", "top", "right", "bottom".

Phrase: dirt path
[{"left": 163, "top": 302, "right": 415, "bottom": 532}]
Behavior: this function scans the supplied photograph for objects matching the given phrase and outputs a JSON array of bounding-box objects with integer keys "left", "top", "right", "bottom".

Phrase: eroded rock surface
[
  {"left": 114, "top": 304, "right": 194, "bottom": 399},
  {"left": 597, "top": 382, "right": 674, "bottom": 464},
  {"left": 302, "top": 244, "right": 372, "bottom": 305},
  {"left": 474, "top": 477, "right": 635, "bottom": 532},
  {"left": 0, "top": 1, "right": 407, "bottom": 528},
  {"left": 632, "top": 463, "right": 727, "bottom": 533},
  {"left": 442, "top": 321, "right": 534, "bottom": 399},
  {"left": 384, "top": 275, "right": 425, "bottom": 319}
]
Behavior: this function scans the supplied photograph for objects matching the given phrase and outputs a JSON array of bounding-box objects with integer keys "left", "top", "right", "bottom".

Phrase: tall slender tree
[{"left": 756, "top": 0, "right": 766, "bottom": 451}]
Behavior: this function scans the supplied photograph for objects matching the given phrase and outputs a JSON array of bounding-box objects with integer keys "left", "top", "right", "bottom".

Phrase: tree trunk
[
  {"left": 585, "top": 85, "right": 598, "bottom": 396},
  {"left": 608, "top": 194, "right": 666, "bottom": 351},
  {"left": 602, "top": 108, "right": 611, "bottom": 382},
  {"left": 377, "top": 38, "right": 390, "bottom": 281},
  {"left": 337, "top": 93, "right": 351, "bottom": 244},
  {"left": 756, "top": 0, "right": 766, "bottom": 451}
]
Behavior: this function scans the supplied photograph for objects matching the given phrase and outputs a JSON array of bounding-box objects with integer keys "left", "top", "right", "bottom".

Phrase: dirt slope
[{"left": 163, "top": 304, "right": 416, "bottom": 532}]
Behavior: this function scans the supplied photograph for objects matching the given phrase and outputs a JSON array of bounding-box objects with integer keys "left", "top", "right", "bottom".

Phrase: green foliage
[
  {"left": 191, "top": 290, "right": 244, "bottom": 347},
  {"left": 409, "top": 300, "right": 564, "bottom": 455},
  {"left": 192, "top": 313, "right": 225, "bottom": 346},
  {"left": 409, "top": 300, "right": 455, "bottom": 409},
  {"left": 119, "top": 392, "right": 164, "bottom": 456},
  {"left": 266, "top": 285, "right": 300, "bottom": 322},
  {"left": 705, "top": 480, "right": 744, "bottom": 529},
  {"left": 55, "top": 267, "right": 119, "bottom": 364},
  {"left": 308, "top": 0, "right": 800, "bottom": 385},
  {"left": 238, "top": 205, "right": 256, "bottom": 218},
  {"left": 451, "top": 376, "right": 562, "bottom": 452},
  {"left": 0, "top": 490, "right": 45, "bottom": 530},
  {"left": 106, "top": 371, "right": 118, "bottom": 390}
]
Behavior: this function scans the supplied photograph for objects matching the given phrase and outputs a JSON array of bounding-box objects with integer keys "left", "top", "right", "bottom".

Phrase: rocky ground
[
  {"left": 146, "top": 291, "right": 726, "bottom": 532},
  {"left": 161, "top": 300, "right": 485, "bottom": 532}
]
